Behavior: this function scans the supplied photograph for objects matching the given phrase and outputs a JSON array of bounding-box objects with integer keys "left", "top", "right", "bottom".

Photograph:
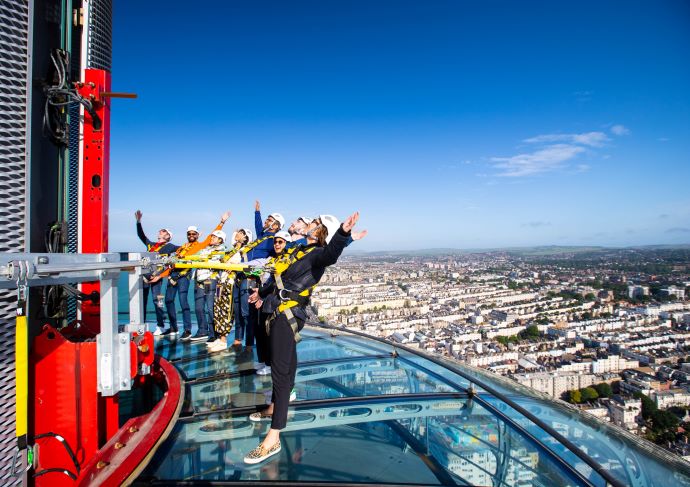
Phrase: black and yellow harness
[{"left": 266, "top": 245, "right": 318, "bottom": 343}]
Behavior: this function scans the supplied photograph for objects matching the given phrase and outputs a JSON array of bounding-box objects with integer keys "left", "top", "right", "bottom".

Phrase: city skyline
[{"left": 109, "top": 1, "right": 690, "bottom": 252}]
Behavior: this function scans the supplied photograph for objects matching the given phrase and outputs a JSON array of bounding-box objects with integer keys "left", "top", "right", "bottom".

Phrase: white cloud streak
[
  {"left": 523, "top": 131, "right": 609, "bottom": 147},
  {"left": 491, "top": 144, "right": 585, "bottom": 177},
  {"left": 610, "top": 124, "right": 630, "bottom": 136}
]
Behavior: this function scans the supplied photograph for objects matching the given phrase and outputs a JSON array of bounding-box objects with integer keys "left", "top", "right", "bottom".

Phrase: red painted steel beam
[
  {"left": 76, "top": 357, "right": 184, "bottom": 486},
  {"left": 76, "top": 68, "right": 111, "bottom": 336}
]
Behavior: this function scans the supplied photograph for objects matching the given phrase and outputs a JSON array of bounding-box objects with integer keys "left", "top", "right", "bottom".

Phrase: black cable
[
  {"left": 33, "top": 468, "right": 77, "bottom": 481},
  {"left": 42, "top": 49, "right": 101, "bottom": 145},
  {"left": 34, "top": 432, "right": 81, "bottom": 475}
]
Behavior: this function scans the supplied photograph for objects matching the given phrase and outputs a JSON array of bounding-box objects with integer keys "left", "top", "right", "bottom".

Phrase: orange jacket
[{"left": 157, "top": 222, "right": 224, "bottom": 279}]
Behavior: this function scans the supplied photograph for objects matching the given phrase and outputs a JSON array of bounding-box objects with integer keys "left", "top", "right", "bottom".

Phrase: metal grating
[
  {"left": 67, "top": 102, "right": 79, "bottom": 322},
  {"left": 0, "top": 0, "right": 29, "bottom": 483},
  {"left": 85, "top": 0, "right": 112, "bottom": 71}
]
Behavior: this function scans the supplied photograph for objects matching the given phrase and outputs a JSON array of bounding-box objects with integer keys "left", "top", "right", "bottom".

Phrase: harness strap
[{"left": 266, "top": 246, "right": 319, "bottom": 342}]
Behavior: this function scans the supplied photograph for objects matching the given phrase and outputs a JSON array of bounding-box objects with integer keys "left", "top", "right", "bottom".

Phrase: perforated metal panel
[
  {"left": 85, "top": 0, "right": 112, "bottom": 71},
  {"left": 0, "top": 0, "right": 30, "bottom": 483}
]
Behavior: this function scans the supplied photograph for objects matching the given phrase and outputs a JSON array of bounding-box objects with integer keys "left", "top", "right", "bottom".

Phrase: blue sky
[{"left": 109, "top": 1, "right": 690, "bottom": 251}]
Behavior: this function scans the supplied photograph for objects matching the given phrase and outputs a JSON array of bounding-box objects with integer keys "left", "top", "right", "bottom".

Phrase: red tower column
[{"left": 78, "top": 68, "right": 111, "bottom": 333}]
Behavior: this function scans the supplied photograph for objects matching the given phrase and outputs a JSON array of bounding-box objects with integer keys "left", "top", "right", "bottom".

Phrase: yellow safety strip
[{"left": 15, "top": 313, "right": 27, "bottom": 441}]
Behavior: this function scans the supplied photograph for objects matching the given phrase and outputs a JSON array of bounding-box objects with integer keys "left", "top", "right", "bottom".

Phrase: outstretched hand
[
  {"left": 342, "top": 211, "right": 360, "bottom": 233},
  {"left": 255, "top": 200, "right": 261, "bottom": 211},
  {"left": 352, "top": 230, "right": 368, "bottom": 241},
  {"left": 221, "top": 211, "right": 231, "bottom": 223},
  {"left": 135, "top": 210, "right": 142, "bottom": 222}
]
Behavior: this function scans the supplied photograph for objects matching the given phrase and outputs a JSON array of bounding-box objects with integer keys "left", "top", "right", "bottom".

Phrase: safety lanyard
[{"left": 240, "top": 236, "right": 274, "bottom": 259}]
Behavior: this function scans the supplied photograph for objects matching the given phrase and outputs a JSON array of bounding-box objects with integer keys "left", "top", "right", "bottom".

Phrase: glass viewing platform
[{"left": 135, "top": 325, "right": 690, "bottom": 486}]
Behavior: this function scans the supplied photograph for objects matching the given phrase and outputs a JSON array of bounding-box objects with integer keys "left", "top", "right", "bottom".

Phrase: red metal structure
[
  {"left": 77, "top": 68, "right": 111, "bottom": 333},
  {"left": 29, "top": 69, "right": 177, "bottom": 486}
]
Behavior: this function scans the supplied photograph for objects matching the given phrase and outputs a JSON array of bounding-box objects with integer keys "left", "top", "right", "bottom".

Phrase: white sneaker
[
  {"left": 208, "top": 341, "right": 227, "bottom": 353},
  {"left": 153, "top": 327, "right": 164, "bottom": 336},
  {"left": 256, "top": 365, "right": 271, "bottom": 376},
  {"left": 289, "top": 388, "right": 297, "bottom": 402},
  {"left": 206, "top": 339, "right": 221, "bottom": 348}
]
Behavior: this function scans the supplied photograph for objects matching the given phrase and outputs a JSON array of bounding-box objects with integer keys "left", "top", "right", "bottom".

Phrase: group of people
[{"left": 135, "top": 202, "right": 365, "bottom": 464}]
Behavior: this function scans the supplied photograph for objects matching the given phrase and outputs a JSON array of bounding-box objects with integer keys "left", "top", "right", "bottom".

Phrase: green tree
[
  {"left": 580, "top": 387, "right": 599, "bottom": 402},
  {"left": 593, "top": 382, "right": 613, "bottom": 398},
  {"left": 569, "top": 390, "right": 582, "bottom": 404},
  {"left": 634, "top": 392, "right": 657, "bottom": 420},
  {"left": 524, "top": 325, "right": 540, "bottom": 338}
]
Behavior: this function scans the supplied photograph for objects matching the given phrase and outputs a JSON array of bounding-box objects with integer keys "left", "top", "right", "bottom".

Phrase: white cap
[
  {"left": 269, "top": 213, "right": 285, "bottom": 229},
  {"left": 211, "top": 230, "right": 226, "bottom": 242},
  {"left": 298, "top": 216, "right": 313, "bottom": 225},
  {"left": 161, "top": 228, "right": 173, "bottom": 241},
  {"left": 187, "top": 225, "right": 200, "bottom": 234},
  {"left": 274, "top": 230, "right": 291, "bottom": 242},
  {"left": 319, "top": 215, "right": 340, "bottom": 244}
]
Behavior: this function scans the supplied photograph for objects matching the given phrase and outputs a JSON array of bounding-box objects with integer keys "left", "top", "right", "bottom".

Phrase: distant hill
[{"left": 347, "top": 243, "right": 690, "bottom": 257}]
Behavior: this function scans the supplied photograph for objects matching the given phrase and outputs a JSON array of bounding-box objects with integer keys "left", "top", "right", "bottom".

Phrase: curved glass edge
[{"left": 314, "top": 325, "right": 690, "bottom": 487}]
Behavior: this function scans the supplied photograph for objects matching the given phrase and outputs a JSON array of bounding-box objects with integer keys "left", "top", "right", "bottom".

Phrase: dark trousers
[
  {"left": 165, "top": 275, "right": 192, "bottom": 332},
  {"left": 269, "top": 313, "right": 301, "bottom": 430},
  {"left": 256, "top": 311, "right": 271, "bottom": 366},
  {"left": 194, "top": 279, "right": 217, "bottom": 337},
  {"left": 143, "top": 279, "right": 165, "bottom": 327},
  {"left": 233, "top": 278, "right": 253, "bottom": 345}
]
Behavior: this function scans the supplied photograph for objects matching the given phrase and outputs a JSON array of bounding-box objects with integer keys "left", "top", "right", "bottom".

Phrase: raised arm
[
  {"left": 254, "top": 200, "right": 264, "bottom": 237},
  {"left": 200, "top": 211, "right": 231, "bottom": 247},
  {"left": 313, "top": 212, "right": 360, "bottom": 268},
  {"left": 135, "top": 210, "right": 153, "bottom": 247}
]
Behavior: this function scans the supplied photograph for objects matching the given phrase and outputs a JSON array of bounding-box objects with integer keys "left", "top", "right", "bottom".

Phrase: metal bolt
[
  {"left": 38, "top": 256, "right": 49, "bottom": 264},
  {"left": 120, "top": 336, "right": 127, "bottom": 344},
  {"left": 114, "top": 442, "right": 125, "bottom": 450},
  {"left": 121, "top": 380, "right": 128, "bottom": 388},
  {"left": 128, "top": 426, "right": 138, "bottom": 433},
  {"left": 96, "top": 461, "right": 109, "bottom": 469}
]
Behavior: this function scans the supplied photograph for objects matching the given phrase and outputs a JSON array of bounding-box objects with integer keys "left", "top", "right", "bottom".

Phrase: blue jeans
[
  {"left": 194, "top": 279, "right": 216, "bottom": 337},
  {"left": 233, "top": 278, "right": 252, "bottom": 345},
  {"left": 143, "top": 279, "right": 166, "bottom": 328},
  {"left": 165, "top": 275, "right": 192, "bottom": 332}
]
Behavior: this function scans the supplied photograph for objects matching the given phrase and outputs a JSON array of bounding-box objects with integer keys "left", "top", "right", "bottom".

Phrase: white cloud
[
  {"left": 523, "top": 131, "right": 609, "bottom": 147},
  {"left": 610, "top": 124, "right": 630, "bottom": 136},
  {"left": 491, "top": 144, "right": 586, "bottom": 177}
]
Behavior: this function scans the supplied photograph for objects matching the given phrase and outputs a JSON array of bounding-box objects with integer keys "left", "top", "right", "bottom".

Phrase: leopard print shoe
[{"left": 243, "top": 441, "right": 281, "bottom": 464}]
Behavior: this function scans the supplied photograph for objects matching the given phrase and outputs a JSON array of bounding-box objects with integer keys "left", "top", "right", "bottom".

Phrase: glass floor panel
[
  {"left": 141, "top": 397, "right": 583, "bottom": 486},
  {"left": 154, "top": 338, "right": 211, "bottom": 362},
  {"left": 186, "top": 355, "right": 458, "bottom": 415},
  {"left": 144, "top": 326, "right": 690, "bottom": 486},
  {"left": 174, "top": 338, "right": 385, "bottom": 381}
]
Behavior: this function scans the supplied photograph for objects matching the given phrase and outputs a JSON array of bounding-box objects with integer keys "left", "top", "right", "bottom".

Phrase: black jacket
[{"left": 259, "top": 225, "right": 351, "bottom": 320}]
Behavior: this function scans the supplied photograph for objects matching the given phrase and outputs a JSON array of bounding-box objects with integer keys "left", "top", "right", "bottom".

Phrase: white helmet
[
  {"left": 235, "top": 228, "right": 252, "bottom": 244},
  {"left": 269, "top": 213, "right": 285, "bottom": 229},
  {"left": 319, "top": 215, "right": 340, "bottom": 244},
  {"left": 298, "top": 216, "right": 313, "bottom": 225},
  {"left": 187, "top": 225, "right": 200, "bottom": 236},
  {"left": 161, "top": 228, "right": 173, "bottom": 241},
  {"left": 274, "top": 230, "right": 291, "bottom": 242},
  {"left": 211, "top": 230, "right": 226, "bottom": 242}
]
